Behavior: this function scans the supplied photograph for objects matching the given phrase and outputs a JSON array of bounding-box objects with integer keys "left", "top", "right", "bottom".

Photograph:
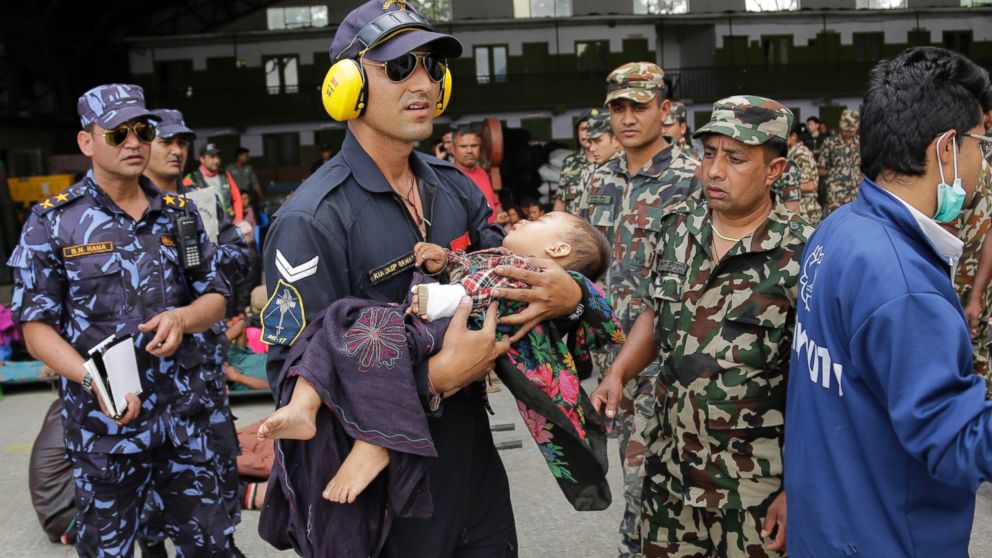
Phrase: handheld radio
[{"left": 172, "top": 193, "right": 203, "bottom": 270}]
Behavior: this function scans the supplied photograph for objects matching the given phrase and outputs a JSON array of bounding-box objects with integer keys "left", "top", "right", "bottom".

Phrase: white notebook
[{"left": 86, "top": 334, "right": 142, "bottom": 419}]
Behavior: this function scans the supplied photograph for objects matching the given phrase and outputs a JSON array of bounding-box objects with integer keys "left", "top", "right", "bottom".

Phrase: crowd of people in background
[{"left": 8, "top": 1, "right": 992, "bottom": 557}]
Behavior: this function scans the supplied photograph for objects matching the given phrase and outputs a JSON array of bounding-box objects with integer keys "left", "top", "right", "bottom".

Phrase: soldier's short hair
[
  {"left": 861, "top": 46, "right": 992, "bottom": 181},
  {"left": 562, "top": 213, "right": 610, "bottom": 282},
  {"left": 453, "top": 126, "right": 480, "bottom": 142},
  {"left": 765, "top": 137, "right": 788, "bottom": 160}
]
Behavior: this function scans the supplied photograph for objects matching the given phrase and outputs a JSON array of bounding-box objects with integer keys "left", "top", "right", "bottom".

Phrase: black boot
[
  {"left": 228, "top": 536, "right": 247, "bottom": 558},
  {"left": 137, "top": 539, "right": 168, "bottom": 558}
]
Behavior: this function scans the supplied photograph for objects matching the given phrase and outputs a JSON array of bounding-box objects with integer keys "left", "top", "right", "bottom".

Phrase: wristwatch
[
  {"left": 567, "top": 302, "right": 585, "bottom": 321},
  {"left": 80, "top": 370, "right": 94, "bottom": 395}
]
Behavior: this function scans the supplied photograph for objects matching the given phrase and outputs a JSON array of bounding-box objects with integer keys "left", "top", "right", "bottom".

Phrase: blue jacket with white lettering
[{"left": 785, "top": 178, "right": 992, "bottom": 557}]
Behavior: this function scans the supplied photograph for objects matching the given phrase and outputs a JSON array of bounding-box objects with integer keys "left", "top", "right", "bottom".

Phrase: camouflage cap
[
  {"left": 692, "top": 95, "right": 794, "bottom": 145},
  {"left": 605, "top": 62, "right": 665, "bottom": 105},
  {"left": 663, "top": 101, "right": 688, "bottom": 125},
  {"left": 586, "top": 112, "right": 612, "bottom": 138},
  {"left": 77, "top": 84, "right": 160, "bottom": 130},
  {"left": 839, "top": 109, "right": 860, "bottom": 131},
  {"left": 577, "top": 107, "right": 604, "bottom": 125},
  {"left": 151, "top": 109, "right": 196, "bottom": 139}
]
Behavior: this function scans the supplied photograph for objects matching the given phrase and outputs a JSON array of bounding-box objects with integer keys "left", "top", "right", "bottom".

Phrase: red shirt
[{"left": 457, "top": 163, "right": 501, "bottom": 223}]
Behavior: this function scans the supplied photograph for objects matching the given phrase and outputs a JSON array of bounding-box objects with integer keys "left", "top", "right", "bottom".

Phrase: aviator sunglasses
[
  {"left": 103, "top": 120, "right": 156, "bottom": 147},
  {"left": 364, "top": 52, "right": 447, "bottom": 83}
]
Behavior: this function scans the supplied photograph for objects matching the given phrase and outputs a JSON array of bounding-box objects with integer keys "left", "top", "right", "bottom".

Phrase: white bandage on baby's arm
[{"left": 413, "top": 283, "right": 469, "bottom": 321}]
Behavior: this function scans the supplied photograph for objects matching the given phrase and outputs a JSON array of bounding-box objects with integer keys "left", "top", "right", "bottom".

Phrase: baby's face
[{"left": 502, "top": 211, "right": 573, "bottom": 259}]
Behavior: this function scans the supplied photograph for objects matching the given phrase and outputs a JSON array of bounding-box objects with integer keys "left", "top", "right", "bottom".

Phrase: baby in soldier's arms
[{"left": 257, "top": 211, "right": 610, "bottom": 504}]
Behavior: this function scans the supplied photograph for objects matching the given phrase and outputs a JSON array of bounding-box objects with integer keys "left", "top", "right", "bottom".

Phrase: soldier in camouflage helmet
[
  {"left": 586, "top": 61, "right": 702, "bottom": 558},
  {"left": 819, "top": 108, "right": 863, "bottom": 215},
  {"left": 555, "top": 108, "right": 601, "bottom": 214},
  {"left": 7, "top": 84, "right": 233, "bottom": 556},
  {"left": 597, "top": 95, "right": 812, "bottom": 557},
  {"left": 662, "top": 101, "right": 700, "bottom": 162}
]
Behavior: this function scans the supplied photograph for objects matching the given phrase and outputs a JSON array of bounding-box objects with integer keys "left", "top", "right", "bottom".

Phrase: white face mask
[{"left": 933, "top": 132, "right": 966, "bottom": 223}]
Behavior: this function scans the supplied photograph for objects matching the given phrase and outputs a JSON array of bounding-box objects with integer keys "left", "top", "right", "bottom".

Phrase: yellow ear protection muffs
[{"left": 322, "top": 9, "right": 453, "bottom": 121}]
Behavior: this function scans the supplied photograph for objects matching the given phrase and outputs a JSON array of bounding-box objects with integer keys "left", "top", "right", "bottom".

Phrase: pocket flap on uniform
[
  {"left": 651, "top": 275, "right": 682, "bottom": 303},
  {"left": 706, "top": 398, "right": 784, "bottom": 431},
  {"left": 64, "top": 251, "right": 122, "bottom": 280},
  {"left": 724, "top": 291, "right": 790, "bottom": 328},
  {"left": 638, "top": 207, "right": 666, "bottom": 232}
]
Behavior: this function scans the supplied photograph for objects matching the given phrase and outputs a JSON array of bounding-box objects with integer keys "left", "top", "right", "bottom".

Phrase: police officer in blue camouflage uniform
[
  {"left": 259, "top": 2, "right": 590, "bottom": 556},
  {"left": 8, "top": 84, "right": 233, "bottom": 557},
  {"left": 139, "top": 108, "right": 250, "bottom": 558}
]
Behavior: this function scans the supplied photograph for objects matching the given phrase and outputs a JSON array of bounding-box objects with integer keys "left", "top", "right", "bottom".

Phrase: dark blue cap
[
  {"left": 329, "top": 0, "right": 462, "bottom": 62},
  {"left": 77, "top": 84, "right": 160, "bottom": 129},
  {"left": 151, "top": 109, "right": 196, "bottom": 139}
]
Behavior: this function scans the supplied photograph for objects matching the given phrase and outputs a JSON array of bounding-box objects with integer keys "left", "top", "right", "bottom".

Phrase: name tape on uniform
[
  {"left": 369, "top": 252, "right": 416, "bottom": 285},
  {"left": 63, "top": 241, "right": 114, "bottom": 259},
  {"left": 657, "top": 260, "right": 689, "bottom": 276}
]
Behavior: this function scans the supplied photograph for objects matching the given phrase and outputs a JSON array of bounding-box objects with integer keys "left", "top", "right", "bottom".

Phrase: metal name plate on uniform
[{"left": 261, "top": 280, "right": 306, "bottom": 346}]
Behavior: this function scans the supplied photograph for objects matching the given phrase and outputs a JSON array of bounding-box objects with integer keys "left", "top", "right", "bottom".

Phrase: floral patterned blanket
[{"left": 492, "top": 273, "right": 625, "bottom": 511}]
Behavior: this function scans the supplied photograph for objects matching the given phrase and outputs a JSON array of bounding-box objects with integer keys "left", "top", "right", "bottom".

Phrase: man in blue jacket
[{"left": 785, "top": 47, "right": 992, "bottom": 557}]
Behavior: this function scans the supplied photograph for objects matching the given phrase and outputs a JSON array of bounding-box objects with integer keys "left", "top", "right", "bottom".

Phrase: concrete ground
[{"left": 1, "top": 380, "right": 991, "bottom": 557}]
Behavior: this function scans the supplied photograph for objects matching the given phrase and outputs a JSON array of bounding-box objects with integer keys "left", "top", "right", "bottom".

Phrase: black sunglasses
[
  {"left": 103, "top": 120, "right": 156, "bottom": 147},
  {"left": 364, "top": 52, "right": 447, "bottom": 83}
]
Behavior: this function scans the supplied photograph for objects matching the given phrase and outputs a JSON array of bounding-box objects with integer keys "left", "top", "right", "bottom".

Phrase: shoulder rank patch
[
  {"left": 275, "top": 249, "right": 319, "bottom": 284},
  {"left": 261, "top": 280, "right": 306, "bottom": 347},
  {"left": 162, "top": 194, "right": 187, "bottom": 209},
  {"left": 587, "top": 194, "right": 614, "bottom": 205},
  {"left": 34, "top": 189, "right": 83, "bottom": 215},
  {"left": 656, "top": 259, "right": 688, "bottom": 276},
  {"left": 63, "top": 241, "right": 114, "bottom": 259},
  {"left": 369, "top": 252, "right": 415, "bottom": 285}
]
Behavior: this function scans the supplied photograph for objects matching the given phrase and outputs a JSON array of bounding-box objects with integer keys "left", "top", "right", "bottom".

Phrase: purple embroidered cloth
[{"left": 259, "top": 297, "right": 449, "bottom": 558}]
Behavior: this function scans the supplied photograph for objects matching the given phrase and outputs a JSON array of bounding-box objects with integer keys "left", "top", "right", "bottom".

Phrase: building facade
[{"left": 108, "top": 2, "right": 992, "bottom": 173}]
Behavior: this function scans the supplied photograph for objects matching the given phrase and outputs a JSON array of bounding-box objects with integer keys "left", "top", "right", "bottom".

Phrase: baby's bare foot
[
  {"left": 257, "top": 404, "right": 317, "bottom": 441},
  {"left": 322, "top": 441, "right": 390, "bottom": 504}
]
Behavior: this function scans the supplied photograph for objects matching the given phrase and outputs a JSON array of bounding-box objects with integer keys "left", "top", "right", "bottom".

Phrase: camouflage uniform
[
  {"left": 665, "top": 102, "right": 700, "bottom": 163},
  {"left": 819, "top": 109, "right": 862, "bottom": 216},
  {"left": 955, "top": 158, "right": 992, "bottom": 381},
  {"left": 587, "top": 62, "right": 702, "bottom": 558},
  {"left": 770, "top": 161, "right": 802, "bottom": 209},
  {"left": 789, "top": 142, "right": 821, "bottom": 226},
  {"left": 558, "top": 108, "right": 604, "bottom": 215},
  {"left": 640, "top": 96, "right": 812, "bottom": 558},
  {"left": 7, "top": 85, "right": 233, "bottom": 558},
  {"left": 139, "top": 109, "right": 248, "bottom": 549}
]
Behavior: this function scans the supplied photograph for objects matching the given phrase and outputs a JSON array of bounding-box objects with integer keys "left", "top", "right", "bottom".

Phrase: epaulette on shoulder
[
  {"left": 287, "top": 162, "right": 350, "bottom": 211},
  {"left": 785, "top": 213, "right": 814, "bottom": 244},
  {"left": 161, "top": 193, "right": 190, "bottom": 210},
  {"left": 670, "top": 149, "right": 701, "bottom": 172},
  {"left": 32, "top": 188, "right": 84, "bottom": 215}
]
